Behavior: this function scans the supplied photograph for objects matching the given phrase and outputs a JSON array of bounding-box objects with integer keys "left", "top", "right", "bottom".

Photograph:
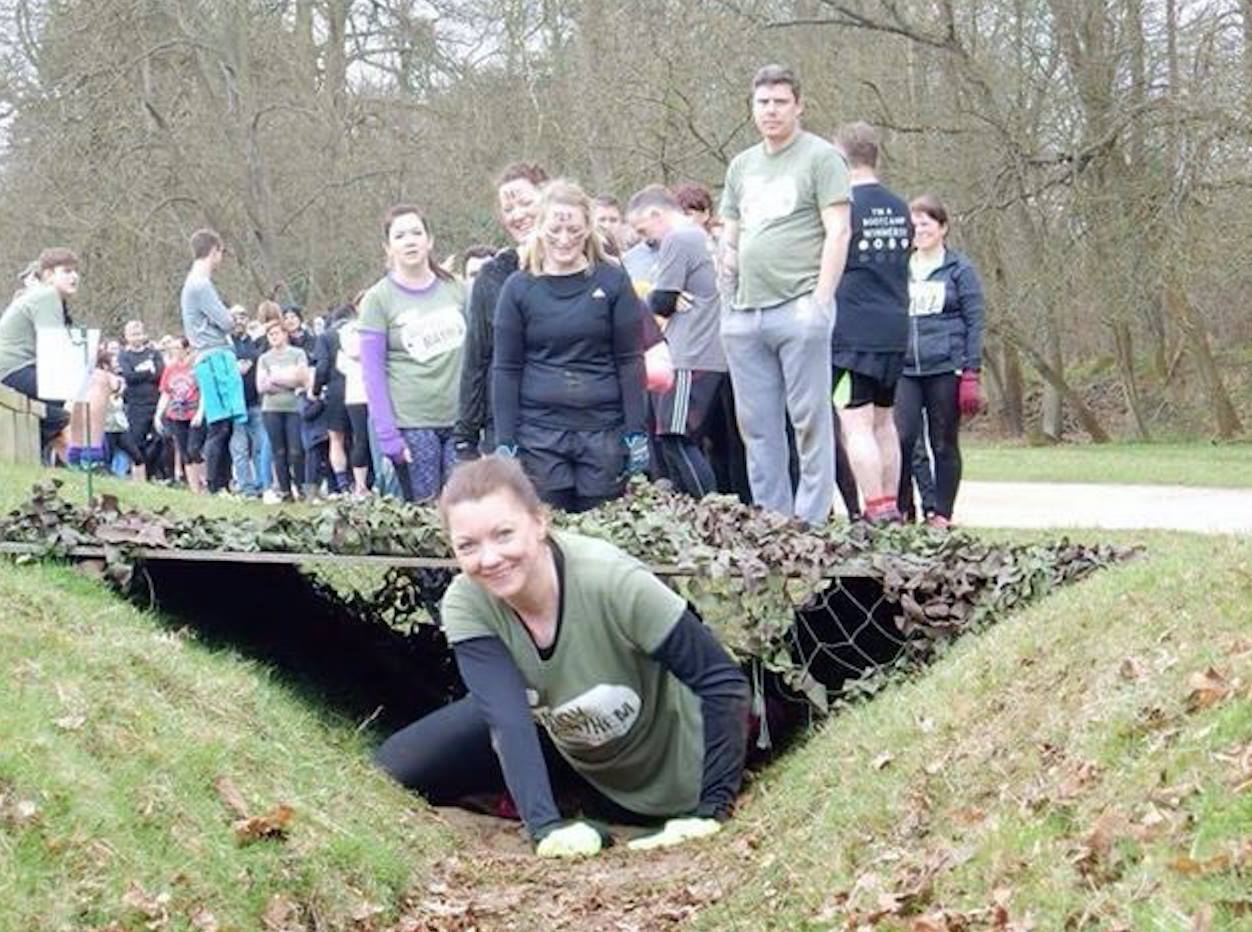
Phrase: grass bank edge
[
  {"left": 693, "top": 533, "right": 1252, "bottom": 929},
  {"left": 0, "top": 561, "right": 454, "bottom": 931}
]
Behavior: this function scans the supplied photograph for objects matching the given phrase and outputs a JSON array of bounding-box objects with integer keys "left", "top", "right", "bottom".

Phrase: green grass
[
  {"left": 0, "top": 461, "right": 303, "bottom": 517},
  {"left": 964, "top": 441, "right": 1252, "bottom": 487},
  {"left": 692, "top": 531, "right": 1252, "bottom": 930},
  {"left": 3, "top": 461, "right": 1251, "bottom": 928},
  {"left": 0, "top": 562, "right": 451, "bottom": 931}
]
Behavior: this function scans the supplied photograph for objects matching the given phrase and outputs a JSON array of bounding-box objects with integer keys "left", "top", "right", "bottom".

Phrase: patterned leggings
[{"left": 396, "top": 427, "right": 458, "bottom": 502}]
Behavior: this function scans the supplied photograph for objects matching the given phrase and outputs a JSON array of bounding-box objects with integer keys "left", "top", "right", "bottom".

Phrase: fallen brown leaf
[
  {"left": 261, "top": 894, "right": 302, "bottom": 932},
  {"left": 233, "top": 803, "right": 294, "bottom": 845},
  {"left": 1168, "top": 852, "right": 1231, "bottom": 876},
  {"left": 121, "top": 881, "right": 171, "bottom": 922},
  {"left": 1185, "top": 667, "right": 1234, "bottom": 713},
  {"left": 213, "top": 776, "right": 250, "bottom": 820},
  {"left": 1150, "top": 780, "right": 1201, "bottom": 809},
  {"left": 1056, "top": 759, "right": 1101, "bottom": 801},
  {"left": 1072, "top": 811, "right": 1126, "bottom": 882}
]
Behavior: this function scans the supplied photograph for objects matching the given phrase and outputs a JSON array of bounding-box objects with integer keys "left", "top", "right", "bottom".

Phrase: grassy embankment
[
  {"left": 693, "top": 530, "right": 1252, "bottom": 930},
  {"left": 963, "top": 440, "right": 1252, "bottom": 488},
  {"left": 0, "top": 463, "right": 1249, "bottom": 929}
]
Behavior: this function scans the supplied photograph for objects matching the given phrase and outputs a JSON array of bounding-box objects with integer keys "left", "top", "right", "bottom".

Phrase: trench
[{"left": 131, "top": 556, "right": 906, "bottom": 741}]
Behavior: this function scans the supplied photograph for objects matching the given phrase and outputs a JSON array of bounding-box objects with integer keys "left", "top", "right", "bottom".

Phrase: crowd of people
[
  {"left": 0, "top": 63, "right": 986, "bottom": 527},
  {"left": 0, "top": 63, "right": 992, "bottom": 854}
]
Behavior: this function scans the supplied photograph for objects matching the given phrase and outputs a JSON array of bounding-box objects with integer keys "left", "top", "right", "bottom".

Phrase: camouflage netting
[{"left": 0, "top": 479, "right": 1136, "bottom": 716}]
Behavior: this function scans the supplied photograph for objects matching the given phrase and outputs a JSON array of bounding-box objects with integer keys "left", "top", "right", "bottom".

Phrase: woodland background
[{"left": 0, "top": 0, "right": 1248, "bottom": 442}]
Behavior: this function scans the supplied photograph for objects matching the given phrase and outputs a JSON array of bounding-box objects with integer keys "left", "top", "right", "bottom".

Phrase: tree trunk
[
  {"left": 1163, "top": 281, "right": 1243, "bottom": 438},
  {"left": 1040, "top": 320, "right": 1065, "bottom": 441},
  {"left": 1000, "top": 341, "right": 1026, "bottom": 437},
  {"left": 995, "top": 324, "right": 1111, "bottom": 443},
  {"left": 1111, "top": 320, "right": 1150, "bottom": 440}
]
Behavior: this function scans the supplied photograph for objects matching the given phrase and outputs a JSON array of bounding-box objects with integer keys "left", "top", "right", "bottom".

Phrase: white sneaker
[{"left": 262, "top": 489, "right": 283, "bottom": 505}]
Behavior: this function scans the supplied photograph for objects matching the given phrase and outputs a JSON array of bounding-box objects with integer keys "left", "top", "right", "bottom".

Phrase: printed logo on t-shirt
[
  {"left": 740, "top": 175, "right": 799, "bottom": 230},
  {"left": 533, "top": 683, "right": 641, "bottom": 750},
  {"left": 909, "top": 281, "right": 946, "bottom": 317},
  {"left": 396, "top": 304, "right": 466, "bottom": 363}
]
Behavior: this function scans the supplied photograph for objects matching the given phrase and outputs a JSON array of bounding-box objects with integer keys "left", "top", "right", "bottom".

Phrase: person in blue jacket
[{"left": 895, "top": 194, "right": 985, "bottom": 528}]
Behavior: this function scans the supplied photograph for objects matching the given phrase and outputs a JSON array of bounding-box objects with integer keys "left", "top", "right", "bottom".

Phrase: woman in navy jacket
[{"left": 895, "top": 194, "right": 985, "bottom": 527}]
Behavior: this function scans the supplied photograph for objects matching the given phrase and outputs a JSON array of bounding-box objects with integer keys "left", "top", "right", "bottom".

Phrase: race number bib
[
  {"left": 533, "top": 683, "right": 642, "bottom": 750},
  {"left": 909, "top": 281, "right": 946, "bottom": 317},
  {"left": 396, "top": 304, "right": 466, "bottom": 363}
]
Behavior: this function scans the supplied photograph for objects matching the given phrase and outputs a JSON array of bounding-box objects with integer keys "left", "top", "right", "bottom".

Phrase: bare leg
[
  {"left": 840, "top": 404, "right": 887, "bottom": 501},
  {"left": 873, "top": 405, "right": 901, "bottom": 499}
]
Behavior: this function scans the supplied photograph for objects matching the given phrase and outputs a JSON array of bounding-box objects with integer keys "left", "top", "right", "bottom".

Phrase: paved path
[{"left": 954, "top": 481, "right": 1252, "bottom": 535}]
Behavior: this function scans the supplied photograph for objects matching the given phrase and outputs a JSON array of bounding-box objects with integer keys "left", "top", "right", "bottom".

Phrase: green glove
[
  {"left": 535, "top": 820, "right": 606, "bottom": 859},
  {"left": 627, "top": 817, "right": 722, "bottom": 851}
]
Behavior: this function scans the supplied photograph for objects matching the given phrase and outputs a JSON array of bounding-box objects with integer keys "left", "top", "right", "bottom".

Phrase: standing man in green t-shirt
[{"left": 719, "top": 65, "right": 851, "bottom": 525}]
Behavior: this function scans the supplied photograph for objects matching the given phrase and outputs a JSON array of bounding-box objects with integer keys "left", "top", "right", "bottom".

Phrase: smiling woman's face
[
  {"left": 446, "top": 489, "right": 549, "bottom": 602},
  {"left": 498, "top": 179, "right": 542, "bottom": 245}
]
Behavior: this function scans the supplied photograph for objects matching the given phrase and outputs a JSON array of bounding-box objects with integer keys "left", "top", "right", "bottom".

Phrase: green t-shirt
[
  {"left": 720, "top": 130, "right": 850, "bottom": 310},
  {"left": 258, "top": 345, "right": 308, "bottom": 413},
  {"left": 441, "top": 531, "right": 703, "bottom": 816},
  {"left": 0, "top": 284, "right": 64, "bottom": 379},
  {"left": 358, "top": 275, "right": 466, "bottom": 428}
]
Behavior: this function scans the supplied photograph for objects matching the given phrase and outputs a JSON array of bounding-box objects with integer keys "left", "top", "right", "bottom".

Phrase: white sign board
[{"left": 36, "top": 327, "right": 100, "bottom": 402}]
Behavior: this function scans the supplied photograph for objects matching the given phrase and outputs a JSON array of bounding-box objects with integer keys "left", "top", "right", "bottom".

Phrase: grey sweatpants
[{"left": 721, "top": 294, "right": 836, "bottom": 525}]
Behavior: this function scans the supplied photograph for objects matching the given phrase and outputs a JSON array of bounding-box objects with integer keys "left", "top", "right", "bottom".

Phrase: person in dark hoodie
[
  {"left": 895, "top": 193, "right": 986, "bottom": 528},
  {"left": 492, "top": 180, "right": 647, "bottom": 513},
  {"left": 452, "top": 162, "right": 549, "bottom": 459},
  {"left": 118, "top": 318, "right": 165, "bottom": 481}
]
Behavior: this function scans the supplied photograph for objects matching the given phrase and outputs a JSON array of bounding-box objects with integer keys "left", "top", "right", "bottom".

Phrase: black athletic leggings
[
  {"left": 895, "top": 373, "right": 961, "bottom": 519},
  {"left": 263, "top": 411, "right": 304, "bottom": 495},
  {"left": 375, "top": 695, "right": 645, "bottom": 823},
  {"left": 165, "top": 418, "right": 205, "bottom": 465},
  {"left": 346, "top": 403, "right": 371, "bottom": 469},
  {"left": 106, "top": 430, "right": 144, "bottom": 465},
  {"left": 203, "top": 419, "right": 233, "bottom": 493}
]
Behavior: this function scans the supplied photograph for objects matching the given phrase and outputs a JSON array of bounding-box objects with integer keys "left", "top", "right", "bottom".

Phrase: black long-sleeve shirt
[
  {"left": 453, "top": 247, "right": 518, "bottom": 448},
  {"left": 452, "top": 606, "right": 748, "bottom": 840},
  {"left": 118, "top": 346, "right": 164, "bottom": 408},
  {"left": 491, "top": 262, "right": 646, "bottom": 447}
]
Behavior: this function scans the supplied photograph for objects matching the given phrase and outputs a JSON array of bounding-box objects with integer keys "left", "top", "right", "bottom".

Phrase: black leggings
[
  {"left": 106, "top": 430, "right": 144, "bottom": 465},
  {"left": 166, "top": 418, "right": 205, "bottom": 465},
  {"left": 263, "top": 411, "right": 304, "bottom": 495},
  {"left": 895, "top": 373, "right": 961, "bottom": 519},
  {"left": 346, "top": 404, "right": 371, "bottom": 469},
  {"left": 375, "top": 695, "right": 646, "bottom": 823},
  {"left": 203, "top": 419, "right": 233, "bottom": 493}
]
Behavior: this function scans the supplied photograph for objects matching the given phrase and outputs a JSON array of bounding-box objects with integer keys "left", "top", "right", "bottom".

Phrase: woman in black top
[{"left": 492, "top": 180, "right": 648, "bottom": 512}]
